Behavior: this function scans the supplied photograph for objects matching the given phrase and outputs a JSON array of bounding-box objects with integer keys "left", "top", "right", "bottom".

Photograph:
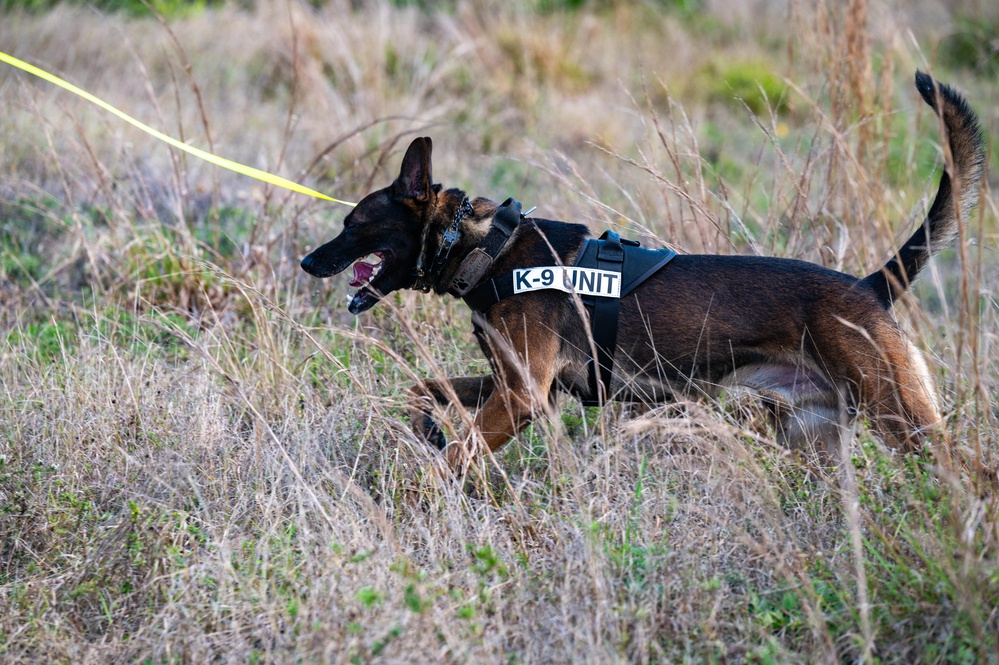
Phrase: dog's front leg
[
  {"left": 441, "top": 386, "right": 534, "bottom": 470},
  {"left": 443, "top": 318, "right": 560, "bottom": 472},
  {"left": 409, "top": 376, "right": 495, "bottom": 450}
]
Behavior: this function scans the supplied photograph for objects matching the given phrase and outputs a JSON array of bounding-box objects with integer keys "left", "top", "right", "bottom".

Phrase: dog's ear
[{"left": 394, "top": 137, "right": 434, "bottom": 202}]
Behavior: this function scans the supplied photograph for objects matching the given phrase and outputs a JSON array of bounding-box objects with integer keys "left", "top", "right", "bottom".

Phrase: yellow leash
[{"left": 0, "top": 50, "right": 355, "bottom": 207}]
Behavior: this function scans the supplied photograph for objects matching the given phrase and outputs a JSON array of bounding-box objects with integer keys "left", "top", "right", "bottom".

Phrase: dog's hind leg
[
  {"left": 853, "top": 333, "right": 941, "bottom": 454},
  {"left": 819, "top": 317, "right": 941, "bottom": 454},
  {"left": 771, "top": 391, "right": 853, "bottom": 466},
  {"left": 849, "top": 329, "right": 999, "bottom": 486},
  {"left": 723, "top": 362, "right": 843, "bottom": 461},
  {"left": 409, "top": 376, "right": 494, "bottom": 450}
]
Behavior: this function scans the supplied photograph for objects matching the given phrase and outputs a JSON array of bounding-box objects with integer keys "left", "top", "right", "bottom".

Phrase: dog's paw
[{"left": 422, "top": 415, "right": 448, "bottom": 451}]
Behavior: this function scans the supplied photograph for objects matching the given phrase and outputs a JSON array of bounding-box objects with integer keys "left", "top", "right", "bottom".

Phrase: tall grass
[{"left": 1, "top": 0, "right": 997, "bottom": 662}]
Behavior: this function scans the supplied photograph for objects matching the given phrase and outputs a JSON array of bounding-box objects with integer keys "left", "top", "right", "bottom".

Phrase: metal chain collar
[{"left": 413, "top": 197, "right": 474, "bottom": 293}]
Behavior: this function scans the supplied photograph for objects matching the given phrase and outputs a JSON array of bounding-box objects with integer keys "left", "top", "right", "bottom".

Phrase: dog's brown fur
[{"left": 302, "top": 72, "right": 985, "bottom": 472}]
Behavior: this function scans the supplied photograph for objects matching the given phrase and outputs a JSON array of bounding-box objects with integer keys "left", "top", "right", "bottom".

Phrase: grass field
[{"left": 1, "top": 0, "right": 997, "bottom": 662}]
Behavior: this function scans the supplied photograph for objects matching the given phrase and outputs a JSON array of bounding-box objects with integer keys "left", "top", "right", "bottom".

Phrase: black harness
[
  {"left": 572, "top": 231, "right": 677, "bottom": 405},
  {"left": 461, "top": 200, "right": 676, "bottom": 406}
]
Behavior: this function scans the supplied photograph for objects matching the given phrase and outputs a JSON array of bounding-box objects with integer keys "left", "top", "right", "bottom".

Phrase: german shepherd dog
[{"left": 301, "top": 72, "right": 985, "bottom": 472}]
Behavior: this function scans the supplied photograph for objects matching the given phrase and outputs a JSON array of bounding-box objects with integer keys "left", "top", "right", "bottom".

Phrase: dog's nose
[{"left": 302, "top": 254, "right": 316, "bottom": 275}]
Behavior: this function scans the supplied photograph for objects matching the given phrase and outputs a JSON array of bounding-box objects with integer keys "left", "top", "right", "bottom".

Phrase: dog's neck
[{"left": 412, "top": 192, "right": 477, "bottom": 293}]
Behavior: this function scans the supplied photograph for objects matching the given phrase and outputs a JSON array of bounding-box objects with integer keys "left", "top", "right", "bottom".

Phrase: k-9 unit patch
[{"left": 513, "top": 266, "right": 621, "bottom": 298}]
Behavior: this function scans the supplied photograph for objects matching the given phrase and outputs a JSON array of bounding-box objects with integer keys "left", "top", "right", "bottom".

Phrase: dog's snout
[{"left": 300, "top": 253, "right": 315, "bottom": 274}]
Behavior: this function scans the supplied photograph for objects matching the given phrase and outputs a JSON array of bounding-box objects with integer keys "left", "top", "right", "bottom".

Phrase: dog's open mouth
[
  {"left": 348, "top": 252, "right": 385, "bottom": 288},
  {"left": 346, "top": 252, "right": 389, "bottom": 314}
]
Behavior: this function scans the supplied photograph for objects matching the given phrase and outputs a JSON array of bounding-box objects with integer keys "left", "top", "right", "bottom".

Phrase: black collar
[{"left": 446, "top": 198, "right": 522, "bottom": 297}]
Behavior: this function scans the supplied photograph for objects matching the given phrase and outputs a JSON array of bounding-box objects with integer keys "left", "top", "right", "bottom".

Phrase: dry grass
[{"left": 1, "top": 0, "right": 998, "bottom": 663}]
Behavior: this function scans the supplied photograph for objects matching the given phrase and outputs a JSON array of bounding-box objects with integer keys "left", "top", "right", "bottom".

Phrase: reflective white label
[{"left": 512, "top": 266, "right": 621, "bottom": 298}]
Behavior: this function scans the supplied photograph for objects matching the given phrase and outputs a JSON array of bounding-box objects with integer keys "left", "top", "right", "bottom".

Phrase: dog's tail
[{"left": 862, "top": 71, "right": 986, "bottom": 307}]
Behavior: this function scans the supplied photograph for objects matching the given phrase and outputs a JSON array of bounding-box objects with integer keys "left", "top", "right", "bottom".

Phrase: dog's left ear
[{"left": 394, "top": 137, "right": 434, "bottom": 202}]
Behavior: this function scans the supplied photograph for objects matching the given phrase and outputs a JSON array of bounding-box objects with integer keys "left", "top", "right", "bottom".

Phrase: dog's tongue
[{"left": 349, "top": 261, "right": 375, "bottom": 288}]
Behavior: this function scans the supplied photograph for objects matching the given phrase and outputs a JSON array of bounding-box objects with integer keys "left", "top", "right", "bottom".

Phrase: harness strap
[
  {"left": 462, "top": 271, "right": 517, "bottom": 312},
  {"left": 584, "top": 230, "right": 624, "bottom": 406}
]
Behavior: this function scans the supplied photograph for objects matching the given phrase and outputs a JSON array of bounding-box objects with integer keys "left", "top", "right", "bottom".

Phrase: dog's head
[{"left": 300, "top": 137, "right": 441, "bottom": 314}]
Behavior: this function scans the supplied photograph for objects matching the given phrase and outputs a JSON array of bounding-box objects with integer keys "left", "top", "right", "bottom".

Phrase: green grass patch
[
  {"left": 700, "top": 60, "right": 790, "bottom": 116},
  {"left": 938, "top": 14, "right": 999, "bottom": 77},
  {"left": 0, "top": 0, "right": 222, "bottom": 18}
]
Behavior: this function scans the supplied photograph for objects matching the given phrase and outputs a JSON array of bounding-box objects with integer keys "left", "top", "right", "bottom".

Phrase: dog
[{"left": 301, "top": 72, "right": 985, "bottom": 472}]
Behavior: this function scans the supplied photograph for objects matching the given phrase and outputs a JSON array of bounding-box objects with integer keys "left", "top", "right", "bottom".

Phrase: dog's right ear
[{"left": 394, "top": 137, "right": 434, "bottom": 202}]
